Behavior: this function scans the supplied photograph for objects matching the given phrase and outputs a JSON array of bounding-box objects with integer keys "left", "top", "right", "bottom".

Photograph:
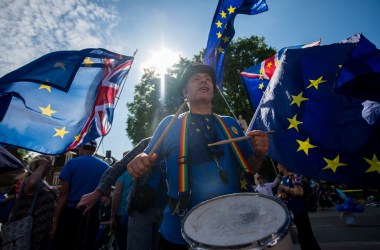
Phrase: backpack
[{"left": 301, "top": 180, "right": 317, "bottom": 212}]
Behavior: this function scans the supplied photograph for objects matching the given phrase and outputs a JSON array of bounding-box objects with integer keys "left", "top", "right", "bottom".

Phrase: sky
[{"left": 1, "top": 0, "right": 379, "bottom": 159}]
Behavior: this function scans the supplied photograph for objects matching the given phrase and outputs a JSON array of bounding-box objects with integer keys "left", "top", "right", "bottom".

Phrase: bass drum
[{"left": 181, "top": 193, "right": 293, "bottom": 249}]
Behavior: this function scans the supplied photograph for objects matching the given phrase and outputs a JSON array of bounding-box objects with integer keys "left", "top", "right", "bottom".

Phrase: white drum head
[{"left": 182, "top": 193, "right": 290, "bottom": 249}]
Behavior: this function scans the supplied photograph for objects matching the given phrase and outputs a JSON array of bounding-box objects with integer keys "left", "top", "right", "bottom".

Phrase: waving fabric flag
[
  {"left": 0, "top": 145, "right": 24, "bottom": 174},
  {"left": 249, "top": 34, "right": 380, "bottom": 188},
  {"left": 0, "top": 49, "right": 134, "bottom": 155},
  {"left": 203, "top": 0, "right": 268, "bottom": 87},
  {"left": 240, "top": 40, "right": 321, "bottom": 110},
  {"left": 334, "top": 35, "right": 380, "bottom": 103}
]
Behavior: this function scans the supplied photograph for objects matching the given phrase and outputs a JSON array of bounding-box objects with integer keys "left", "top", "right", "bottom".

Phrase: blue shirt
[
  {"left": 60, "top": 156, "right": 109, "bottom": 207},
  {"left": 116, "top": 172, "right": 133, "bottom": 216},
  {"left": 145, "top": 112, "right": 255, "bottom": 244}
]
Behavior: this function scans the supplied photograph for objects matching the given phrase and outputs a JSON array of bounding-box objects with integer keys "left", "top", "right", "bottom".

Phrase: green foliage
[{"left": 126, "top": 36, "right": 276, "bottom": 144}]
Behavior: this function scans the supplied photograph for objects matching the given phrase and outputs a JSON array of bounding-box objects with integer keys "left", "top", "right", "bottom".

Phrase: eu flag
[
  {"left": 203, "top": 0, "right": 268, "bottom": 87},
  {"left": 249, "top": 34, "right": 380, "bottom": 188},
  {"left": 0, "top": 49, "right": 134, "bottom": 155},
  {"left": 334, "top": 35, "right": 380, "bottom": 103},
  {"left": 240, "top": 40, "right": 321, "bottom": 110}
]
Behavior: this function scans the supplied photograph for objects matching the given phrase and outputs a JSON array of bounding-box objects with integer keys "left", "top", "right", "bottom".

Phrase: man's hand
[
  {"left": 127, "top": 153, "right": 157, "bottom": 178},
  {"left": 246, "top": 130, "right": 269, "bottom": 160},
  {"left": 77, "top": 190, "right": 102, "bottom": 214}
]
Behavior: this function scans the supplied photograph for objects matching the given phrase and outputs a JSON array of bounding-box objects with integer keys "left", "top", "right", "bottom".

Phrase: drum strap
[{"left": 175, "top": 112, "right": 253, "bottom": 216}]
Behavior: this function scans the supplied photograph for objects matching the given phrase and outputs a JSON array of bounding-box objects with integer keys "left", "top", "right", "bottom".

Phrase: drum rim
[{"left": 181, "top": 192, "right": 292, "bottom": 249}]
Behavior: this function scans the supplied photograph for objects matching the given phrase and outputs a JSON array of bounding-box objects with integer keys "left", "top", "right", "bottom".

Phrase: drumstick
[
  {"left": 148, "top": 99, "right": 188, "bottom": 158},
  {"left": 208, "top": 130, "right": 275, "bottom": 147}
]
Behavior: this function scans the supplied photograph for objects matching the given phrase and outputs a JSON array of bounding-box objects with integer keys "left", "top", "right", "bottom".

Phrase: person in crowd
[
  {"left": 276, "top": 163, "right": 320, "bottom": 250},
  {"left": 50, "top": 140, "right": 109, "bottom": 250},
  {"left": 78, "top": 137, "right": 168, "bottom": 250},
  {"left": 96, "top": 192, "right": 112, "bottom": 249},
  {"left": 8, "top": 155, "right": 56, "bottom": 250},
  {"left": 127, "top": 63, "right": 269, "bottom": 249},
  {"left": 315, "top": 180, "right": 333, "bottom": 210},
  {"left": 77, "top": 138, "right": 151, "bottom": 213},
  {"left": 126, "top": 159, "right": 167, "bottom": 250},
  {"left": 111, "top": 170, "right": 133, "bottom": 250},
  {"left": 253, "top": 173, "right": 279, "bottom": 197}
]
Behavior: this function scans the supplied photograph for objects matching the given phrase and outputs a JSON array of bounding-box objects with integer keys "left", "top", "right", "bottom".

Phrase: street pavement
[{"left": 293, "top": 206, "right": 380, "bottom": 250}]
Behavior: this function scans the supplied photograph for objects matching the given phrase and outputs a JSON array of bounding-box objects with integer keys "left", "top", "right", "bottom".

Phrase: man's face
[{"left": 183, "top": 73, "right": 214, "bottom": 103}]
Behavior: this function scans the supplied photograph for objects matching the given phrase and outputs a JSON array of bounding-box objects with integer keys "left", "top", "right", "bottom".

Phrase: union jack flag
[
  {"left": 0, "top": 49, "right": 134, "bottom": 155},
  {"left": 68, "top": 56, "right": 133, "bottom": 150},
  {"left": 240, "top": 40, "right": 321, "bottom": 109}
]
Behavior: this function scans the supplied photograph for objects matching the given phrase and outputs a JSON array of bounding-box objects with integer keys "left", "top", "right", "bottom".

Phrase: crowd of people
[{"left": 0, "top": 63, "right": 349, "bottom": 250}]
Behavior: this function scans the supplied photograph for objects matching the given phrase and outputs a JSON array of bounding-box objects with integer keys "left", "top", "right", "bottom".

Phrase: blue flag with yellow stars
[
  {"left": 240, "top": 40, "right": 321, "bottom": 110},
  {"left": 334, "top": 34, "right": 380, "bottom": 103},
  {"left": 249, "top": 34, "right": 380, "bottom": 188},
  {"left": 0, "top": 49, "right": 134, "bottom": 155},
  {"left": 204, "top": 0, "right": 268, "bottom": 87}
]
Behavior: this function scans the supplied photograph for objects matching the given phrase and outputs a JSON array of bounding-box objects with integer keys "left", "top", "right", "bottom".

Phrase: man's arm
[
  {"left": 96, "top": 137, "right": 151, "bottom": 193},
  {"left": 77, "top": 138, "right": 151, "bottom": 211},
  {"left": 269, "top": 177, "right": 280, "bottom": 188}
]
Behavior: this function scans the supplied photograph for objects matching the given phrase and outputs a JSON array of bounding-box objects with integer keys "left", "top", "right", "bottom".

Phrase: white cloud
[{"left": 0, "top": 0, "right": 120, "bottom": 76}]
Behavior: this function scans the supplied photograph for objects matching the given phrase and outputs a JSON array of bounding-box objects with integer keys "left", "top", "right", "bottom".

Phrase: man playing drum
[{"left": 127, "top": 63, "right": 269, "bottom": 249}]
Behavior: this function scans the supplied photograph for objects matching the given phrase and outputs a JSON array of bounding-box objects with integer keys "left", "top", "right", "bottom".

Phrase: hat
[
  {"left": 82, "top": 140, "right": 97, "bottom": 150},
  {"left": 179, "top": 63, "right": 217, "bottom": 93}
]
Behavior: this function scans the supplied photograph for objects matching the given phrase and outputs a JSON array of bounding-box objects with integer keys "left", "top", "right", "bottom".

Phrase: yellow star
[
  {"left": 220, "top": 10, "right": 227, "bottom": 18},
  {"left": 287, "top": 114, "right": 303, "bottom": 132},
  {"left": 240, "top": 179, "right": 248, "bottom": 190},
  {"left": 307, "top": 76, "right": 327, "bottom": 90},
  {"left": 54, "top": 62, "right": 66, "bottom": 70},
  {"left": 227, "top": 5, "right": 236, "bottom": 14},
  {"left": 54, "top": 127, "right": 69, "bottom": 138},
  {"left": 296, "top": 137, "right": 316, "bottom": 155},
  {"left": 291, "top": 91, "right": 309, "bottom": 107},
  {"left": 222, "top": 36, "right": 230, "bottom": 43},
  {"left": 216, "top": 31, "right": 222, "bottom": 39},
  {"left": 83, "top": 57, "right": 94, "bottom": 66},
  {"left": 39, "top": 84, "right": 51, "bottom": 92},
  {"left": 259, "top": 68, "right": 264, "bottom": 75},
  {"left": 364, "top": 154, "right": 380, "bottom": 174},
  {"left": 258, "top": 83, "right": 265, "bottom": 90},
  {"left": 322, "top": 155, "right": 348, "bottom": 173},
  {"left": 259, "top": 75, "right": 264, "bottom": 80},
  {"left": 218, "top": 47, "right": 224, "bottom": 53},
  {"left": 74, "top": 134, "right": 81, "bottom": 142},
  {"left": 215, "top": 20, "right": 223, "bottom": 28},
  {"left": 275, "top": 61, "right": 279, "bottom": 67},
  {"left": 266, "top": 61, "right": 273, "bottom": 68},
  {"left": 39, "top": 104, "right": 57, "bottom": 117}
]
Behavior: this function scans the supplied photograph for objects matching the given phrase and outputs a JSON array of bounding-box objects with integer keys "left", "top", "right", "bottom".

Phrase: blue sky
[{"left": 1, "top": 0, "right": 379, "bottom": 159}]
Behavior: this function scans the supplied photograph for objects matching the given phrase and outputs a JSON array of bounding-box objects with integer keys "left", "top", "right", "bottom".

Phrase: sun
[{"left": 141, "top": 47, "right": 180, "bottom": 75}]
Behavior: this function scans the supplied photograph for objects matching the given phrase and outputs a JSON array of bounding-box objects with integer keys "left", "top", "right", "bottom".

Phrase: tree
[
  {"left": 126, "top": 57, "right": 192, "bottom": 144},
  {"left": 126, "top": 36, "right": 276, "bottom": 144}
]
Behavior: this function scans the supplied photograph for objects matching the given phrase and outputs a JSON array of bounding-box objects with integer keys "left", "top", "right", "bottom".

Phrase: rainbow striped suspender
[{"left": 175, "top": 112, "right": 253, "bottom": 216}]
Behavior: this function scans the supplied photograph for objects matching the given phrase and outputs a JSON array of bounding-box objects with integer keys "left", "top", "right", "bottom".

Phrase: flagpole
[{"left": 216, "top": 87, "right": 238, "bottom": 121}]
